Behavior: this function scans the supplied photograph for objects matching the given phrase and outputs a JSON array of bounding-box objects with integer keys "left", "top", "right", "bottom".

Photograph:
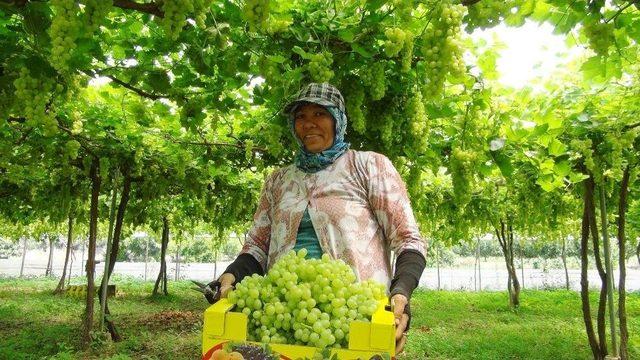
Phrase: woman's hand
[
  {"left": 218, "top": 273, "right": 236, "bottom": 298},
  {"left": 391, "top": 293, "right": 410, "bottom": 354}
]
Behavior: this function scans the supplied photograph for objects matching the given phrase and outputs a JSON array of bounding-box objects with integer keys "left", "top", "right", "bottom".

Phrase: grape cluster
[
  {"left": 449, "top": 148, "right": 476, "bottom": 206},
  {"left": 13, "top": 68, "right": 58, "bottom": 135},
  {"left": 570, "top": 139, "right": 596, "bottom": 173},
  {"left": 192, "top": 0, "right": 212, "bottom": 29},
  {"left": 380, "top": 113, "right": 395, "bottom": 149},
  {"left": 82, "top": 0, "right": 112, "bottom": 33},
  {"left": 406, "top": 90, "right": 428, "bottom": 145},
  {"left": 384, "top": 28, "right": 408, "bottom": 58},
  {"left": 242, "top": 0, "right": 270, "bottom": 32},
  {"left": 161, "top": 0, "right": 194, "bottom": 40},
  {"left": 419, "top": 1, "right": 466, "bottom": 100},
  {"left": 582, "top": 22, "right": 615, "bottom": 56},
  {"left": 400, "top": 34, "right": 415, "bottom": 73},
  {"left": 228, "top": 250, "right": 387, "bottom": 349},
  {"left": 257, "top": 56, "right": 280, "bottom": 83},
  {"left": 65, "top": 140, "right": 81, "bottom": 160},
  {"left": 308, "top": 52, "right": 335, "bottom": 83},
  {"left": 344, "top": 82, "right": 366, "bottom": 134},
  {"left": 361, "top": 62, "right": 386, "bottom": 101},
  {"left": 464, "top": 0, "right": 521, "bottom": 31},
  {"left": 393, "top": 0, "right": 413, "bottom": 22},
  {"left": 49, "top": 0, "right": 82, "bottom": 72}
]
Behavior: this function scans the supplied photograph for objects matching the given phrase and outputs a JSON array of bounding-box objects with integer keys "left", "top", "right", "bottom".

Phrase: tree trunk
[
  {"left": 495, "top": 219, "right": 520, "bottom": 307},
  {"left": 153, "top": 217, "right": 169, "bottom": 296},
  {"left": 81, "top": 235, "right": 86, "bottom": 276},
  {"left": 581, "top": 176, "right": 603, "bottom": 360},
  {"left": 588, "top": 184, "right": 608, "bottom": 357},
  {"left": 636, "top": 241, "right": 640, "bottom": 268},
  {"left": 599, "top": 183, "right": 618, "bottom": 358},
  {"left": 175, "top": 241, "right": 180, "bottom": 281},
  {"left": 561, "top": 234, "right": 569, "bottom": 290},
  {"left": 20, "top": 237, "right": 27, "bottom": 277},
  {"left": 436, "top": 245, "right": 441, "bottom": 291},
  {"left": 144, "top": 235, "right": 149, "bottom": 281},
  {"left": 82, "top": 158, "right": 101, "bottom": 348},
  {"left": 102, "top": 169, "right": 132, "bottom": 283},
  {"left": 54, "top": 216, "right": 74, "bottom": 294},
  {"left": 213, "top": 248, "right": 218, "bottom": 280},
  {"left": 46, "top": 234, "right": 54, "bottom": 277},
  {"left": 99, "top": 171, "right": 122, "bottom": 342},
  {"left": 519, "top": 238, "right": 524, "bottom": 290},
  {"left": 617, "top": 167, "right": 630, "bottom": 360},
  {"left": 67, "top": 248, "right": 73, "bottom": 286}
]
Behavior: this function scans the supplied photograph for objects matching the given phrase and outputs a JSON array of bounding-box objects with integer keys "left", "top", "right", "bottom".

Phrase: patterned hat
[{"left": 284, "top": 83, "right": 346, "bottom": 114}]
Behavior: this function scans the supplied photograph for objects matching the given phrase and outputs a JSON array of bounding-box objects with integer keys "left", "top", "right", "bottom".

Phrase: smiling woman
[{"left": 214, "top": 83, "right": 427, "bottom": 353}]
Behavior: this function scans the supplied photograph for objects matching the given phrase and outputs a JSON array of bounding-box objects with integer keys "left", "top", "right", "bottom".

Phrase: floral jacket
[{"left": 240, "top": 149, "right": 427, "bottom": 287}]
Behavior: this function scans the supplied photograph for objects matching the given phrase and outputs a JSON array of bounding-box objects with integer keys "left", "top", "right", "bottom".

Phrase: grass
[{"left": 0, "top": 276, "right": 638, "bottom": 359}]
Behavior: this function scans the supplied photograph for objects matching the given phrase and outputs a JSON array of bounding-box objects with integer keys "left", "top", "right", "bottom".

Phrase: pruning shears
[{"left": 191, "top": 280, "right": 222, "bottom": 304}]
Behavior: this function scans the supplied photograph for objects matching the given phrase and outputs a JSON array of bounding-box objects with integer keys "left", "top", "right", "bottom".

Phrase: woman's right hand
[{"left": 218, "top": 273, "right": 236, "bottom": 298}]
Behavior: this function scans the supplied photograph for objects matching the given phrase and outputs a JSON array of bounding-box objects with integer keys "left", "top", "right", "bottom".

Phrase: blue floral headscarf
[{"left": 289, "top": 104, "right": 350, "bottom": 173}]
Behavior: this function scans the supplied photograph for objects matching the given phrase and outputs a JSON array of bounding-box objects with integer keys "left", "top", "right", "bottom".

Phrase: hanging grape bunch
[
  {"left": 13, "top": 68, "right": 58, "bottom": 135},
  {"left": 82, "top": 0, "right": 112, "bottom": 33},
  {"left": 343, "top": 81, "right": 366, "bottom": 134},
  {"left": 308, "top": 52, "right": 335, "bottom": 83},
  {"left": 49, "top": 0, "right": 82, "bottom": 72},
  {"left": 160, "top": 0, "right": 194, "bottom": 40},
  {"left": 228, "top": 250, "right": 387, "bottom": 349},
  {"left": 463, "top": 0, "right": 520, "bottom": 31},
  {"left": 242, "top": 0, "right": 271, "bottom": 32},
  {"left": 419, "top": 1, "right": 467, "bottom": 100},
  {"left": 384, "top": 28, "right": 408, "bottom": 58},
  {"left": 582, "top": 21, "right": 615, "bottom": 56},
  {"left": 361, "top": 62, "right": 386, "bottom": 101},
  {"left": 449, "top": 148, "right": 476, "bottom": 206},
  {"left": 405, "top": 89, "right": 428, "bottom": 148}
]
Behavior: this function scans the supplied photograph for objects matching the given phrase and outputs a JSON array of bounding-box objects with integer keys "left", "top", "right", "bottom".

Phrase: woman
[{"left": 217, "top": 83, "right": 426, "bottom": 353}]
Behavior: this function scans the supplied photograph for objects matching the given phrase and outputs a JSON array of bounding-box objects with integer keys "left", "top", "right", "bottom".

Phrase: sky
[{"left": 470, "top": 20, "right": 586, "bottom": 88}]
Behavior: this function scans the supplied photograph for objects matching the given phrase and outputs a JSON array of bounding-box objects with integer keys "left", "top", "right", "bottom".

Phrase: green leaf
[
  {"left": 491, "top": 151, "right": 514, "bottom": 178},
  {"left": 112, "top": 45, "right": 127, "bottom": 61},
  {"left": 554, "top": 161, "right": 571, "bottom": 178},
  {"left": 536, "top": 174, "right": 556, "bottom": 192},
  {"left": 146, "top": 71, "right": 171, "bottom": 93},
  {"left": 548, "top": 138, "right": 567, "bottom": 156},
  {"left": 337, "top": 29, "right": 356, "bottom": 43},
  {"left": 292, "top": 46, "right": 311, "bottom": 60},
  {"left": 351, "top": 43, "right": 373, "bottom": 58}
]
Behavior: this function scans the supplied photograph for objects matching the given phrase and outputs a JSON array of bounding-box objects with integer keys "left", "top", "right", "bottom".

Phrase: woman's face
[{"left": 293, "top": 103, "right": 335, "bottom": 153}]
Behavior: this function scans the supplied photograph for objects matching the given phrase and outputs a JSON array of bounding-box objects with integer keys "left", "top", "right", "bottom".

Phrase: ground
[{"left": 0, "top": 276, "right": 638, "bottom": 359}]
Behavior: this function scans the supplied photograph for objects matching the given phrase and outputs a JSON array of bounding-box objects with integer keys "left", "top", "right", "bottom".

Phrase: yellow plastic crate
[{"left": 202, "top": 298, "right": 396, "bottom": 360}]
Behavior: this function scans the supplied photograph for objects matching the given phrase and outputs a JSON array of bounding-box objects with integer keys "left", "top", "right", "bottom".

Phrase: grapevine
[
  {"left": 361, "top": 62, "right": 386, "bottom": 101},
  {"left": 308, "top": 52, "right": 335, "bottom": 83},
  {"left": 419, "top": 1, "right": 466, "bottom": 100},
  {"left": 49, "top": 0, "right": 82, "bottom": 72},
  {"left": 228, "top": 250, "right": 387, "bottom": 349},
  {"left": 13, "top": 67, "right": 58, "bottom": 135}
]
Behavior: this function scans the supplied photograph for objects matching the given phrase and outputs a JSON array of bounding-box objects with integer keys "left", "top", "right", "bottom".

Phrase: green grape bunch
[
  {"left": 406, "top": 89, "right": 428, "bottom": 143},
  {"left": 384, "top": 27, "right": 407, "bottom": 58},
  {"left": 82, "top": 0, "right": 112, "bottom": 33},
  {"left": 160, "top": 0, "right": 194, "bottom": 40},
  {"left": 308, "top": 52, "right": 335, "bottom": 83},
  {"left": 343, "top": 81, "right": 366, "bottom": 134},
  {"left": 49, "top": 0, "right": 83, "bottom": 72},
  {"left": 582, "top": 21, "right": 615, "bottom": 57},
  {"left": 449, "top": 148, "right": 476, "bottom": 206},
  {"left": 361, "top": 62, "right": 386, "bottom": 101},
  {"left": 13, "top": 67, "right": 58, "bottom": 135},
  {"left": 242, "top": 0, "right": 270, "bottom": 32},
  {"left": 464, "top": 0, "right": 521, "bottom": 31},
  {"left": 419, "top": 1, "right": 467, "bottom": 100},
  {"left": 228, "top": 250, "right": 387, "bottom": 349}
]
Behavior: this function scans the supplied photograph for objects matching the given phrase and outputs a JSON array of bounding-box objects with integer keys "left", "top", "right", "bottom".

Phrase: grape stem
[
  {"left": 605, "top": 1, "right": 639, "bottom": 24},
  {"left": 461, "top": 0, "right": 482, "bottom": 6}
]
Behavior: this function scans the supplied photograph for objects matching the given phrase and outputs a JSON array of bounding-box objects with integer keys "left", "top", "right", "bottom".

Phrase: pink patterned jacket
[{"left": 240, "top": 150, "right": 426, "bottom": 287}]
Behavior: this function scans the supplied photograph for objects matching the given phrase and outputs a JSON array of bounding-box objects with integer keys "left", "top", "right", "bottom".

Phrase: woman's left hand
[{"left": 391, "top": 293, "right": 410, "bottom": 354}]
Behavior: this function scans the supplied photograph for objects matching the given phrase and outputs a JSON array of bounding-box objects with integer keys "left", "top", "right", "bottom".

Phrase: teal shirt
[{"left": 293, "top": 208, "right": 323, "bottom": 259}]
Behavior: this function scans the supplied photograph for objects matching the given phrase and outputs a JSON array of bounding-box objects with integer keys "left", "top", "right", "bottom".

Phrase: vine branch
[
  {"left": 112, "top": 0, "right": 164, "bottom": 18},
  {"left": 605, "top": 1, "right": 639, "bottom": 24}
]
